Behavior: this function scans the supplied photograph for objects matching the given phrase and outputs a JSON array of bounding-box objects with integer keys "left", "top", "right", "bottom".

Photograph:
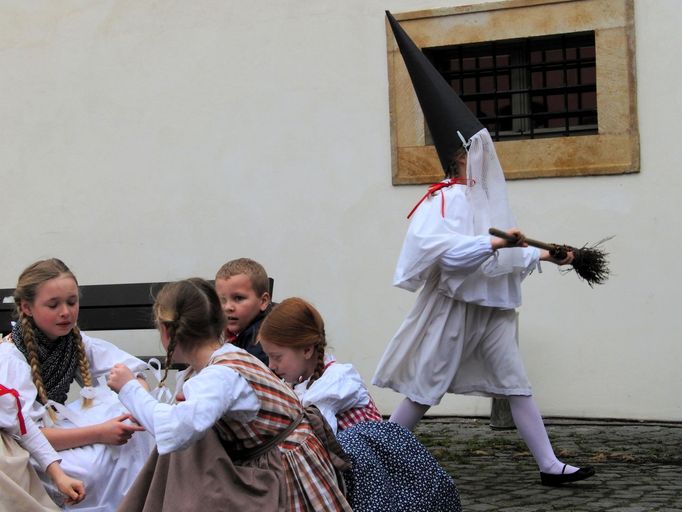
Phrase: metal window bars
[{"left": 424, "top": 32, "right": 597, "bottom": 141}]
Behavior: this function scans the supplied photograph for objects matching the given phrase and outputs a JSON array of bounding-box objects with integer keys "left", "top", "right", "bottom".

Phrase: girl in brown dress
[{"left": 107, "top": 278, "right": 350, "bottom": 512}]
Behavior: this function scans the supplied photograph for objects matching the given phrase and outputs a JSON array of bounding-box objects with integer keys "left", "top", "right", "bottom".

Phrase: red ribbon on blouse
[
  {"left": 0, "top": 384, "right": 27, "bottom": 435},
  {"left": 406, "top": 177, "right": 474, "bottom": 219}
]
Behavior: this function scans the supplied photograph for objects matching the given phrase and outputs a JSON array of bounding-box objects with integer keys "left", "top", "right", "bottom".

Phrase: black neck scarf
[{"left": 11, "top": 321, "right": 80, "bottom": 405}]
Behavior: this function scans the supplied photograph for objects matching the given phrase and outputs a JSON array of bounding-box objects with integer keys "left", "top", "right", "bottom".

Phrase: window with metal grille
[{"left": 424, "top": 31, "right": 597, "bottom": 141}]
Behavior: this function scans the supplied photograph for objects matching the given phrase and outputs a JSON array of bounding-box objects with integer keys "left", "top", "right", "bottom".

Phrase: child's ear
[
  {"left": 19, "top": 301, "right": 33, "bottom": 318},
  {"left": 303, "top": 346, "right": 315, "bottom": 360},
  {"left": 259, "top": 292, "right": 271, "bottom": 311},
  {"left": 159, "top": 324, "right": 170, "bottom": 345}
]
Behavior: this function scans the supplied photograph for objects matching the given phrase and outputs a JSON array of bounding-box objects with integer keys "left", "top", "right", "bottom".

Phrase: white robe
[
  {"left": 0, "top": 333, "right": 155, "bottom": 512},
  {"left": 372, "top": 183, "right": 540, "bottom": 406}
]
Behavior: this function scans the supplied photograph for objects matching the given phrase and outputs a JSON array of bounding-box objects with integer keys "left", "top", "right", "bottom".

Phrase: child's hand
[
  {"left": 57, "top": 474, "right": 86, "bottom": 505},
  {"left": 96, "top": 413, "right": 146, "bottom": 445},
  {"left": 491, "top": 228, "right": 528, "bottom": 250},
  {"left": 107, "top": 363, "right": 135, "bottom": 392},
  {"left": 540, "top": 249, "right": 574, "bottom": 266},
  {"left": 46, "top": 461, "right": 86, "bottom": 505}
]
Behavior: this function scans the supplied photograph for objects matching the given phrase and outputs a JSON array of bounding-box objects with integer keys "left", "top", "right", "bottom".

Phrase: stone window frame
[{"left": 387, "top": 0, "right": 638, "bottom": 185}]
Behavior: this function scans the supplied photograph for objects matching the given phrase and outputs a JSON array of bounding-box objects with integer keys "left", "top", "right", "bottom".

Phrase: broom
[{"left": 488, "top": 228, "right": 612, "bottom": 287}]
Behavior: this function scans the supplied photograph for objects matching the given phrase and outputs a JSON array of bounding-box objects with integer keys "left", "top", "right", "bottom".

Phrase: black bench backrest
[
  {"left": 0, "top": 278, "right": 274, "bottom": 333},
  {"left": 1, "top": 282, "right": 167, "bottom": 333},
  {"left": 0, "top": 278, "right": 273, "bottom": 371}
]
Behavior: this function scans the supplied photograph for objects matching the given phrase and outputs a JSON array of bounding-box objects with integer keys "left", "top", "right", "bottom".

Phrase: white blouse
[
  {"left": 394, "top": 184, "right": 539, "bottom": 309},
  {"left": 293, "top": 355, "right": 369, "bottom": 434},
  {"left": 0, "top": 332, "right": 148, "bottom": 426},
  {"left": 0, "top": 391, "right": 59, "bottom": 471},
  {"left": 119, "top": 344, "right": 260, "bottom": 455}
]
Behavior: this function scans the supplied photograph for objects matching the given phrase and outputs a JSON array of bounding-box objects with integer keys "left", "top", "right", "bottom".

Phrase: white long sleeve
[
  {"left": 117, "top": 380, "right": 159, "bottom": 435},
  {"left": 118, "top": 348, "right": 260, "bottom": 455},
  {"left": 440, "top": 234, "right": 495, "bottom": 271},
  {"left": 0, "top": 390, "right": 59, "bottom": 471},
  {"left": 17, "top": 415, "right": 60, "bottom": 471},
  {"left": 395, "top": 184, "right": 540, "bottom": 308}
]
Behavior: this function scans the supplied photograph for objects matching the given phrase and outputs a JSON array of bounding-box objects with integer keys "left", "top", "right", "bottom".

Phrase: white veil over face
[{"left": 465, "top": 128, "right": 528, "bottom": 275}]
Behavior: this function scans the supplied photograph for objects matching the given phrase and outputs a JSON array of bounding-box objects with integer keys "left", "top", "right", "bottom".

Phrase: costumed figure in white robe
[{"left": 373, "top": 12, "right": 596, "bottom": 487}]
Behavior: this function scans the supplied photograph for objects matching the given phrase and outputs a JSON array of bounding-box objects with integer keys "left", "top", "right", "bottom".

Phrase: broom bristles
[{"left": 561, "top": 237, "right": 613, "bottom": 287}]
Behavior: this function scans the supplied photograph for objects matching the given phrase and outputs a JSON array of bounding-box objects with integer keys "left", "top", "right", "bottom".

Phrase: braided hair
[
  {"left": 13, "top": 258, "right": 94, "bottom": 419},
  {"left": 73, "top": 326, "right": 94, "bottom": 408},
  {"left": 153, "top": 278, "right": 225, "bottom": 386},
  {"left": 259, "top": 297, "right": 327, "bottom": 388},
  {"left": 18, "top": 315, "right": 52, "bottom": 418}
]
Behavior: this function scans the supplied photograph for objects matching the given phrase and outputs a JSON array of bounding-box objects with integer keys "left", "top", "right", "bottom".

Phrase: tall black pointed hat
[{"left": 386, "top": 11, "right": 484, "bottom": 172}]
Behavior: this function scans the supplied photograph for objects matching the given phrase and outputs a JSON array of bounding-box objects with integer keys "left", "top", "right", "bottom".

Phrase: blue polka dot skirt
[{"left": 336, "top": 421, "right": 461, "bottom": 511}]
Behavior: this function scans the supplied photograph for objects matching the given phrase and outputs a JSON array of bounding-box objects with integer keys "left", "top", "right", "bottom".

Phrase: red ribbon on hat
[
  {"left": 406, "top": 177, "right": 474, "bottom": 219},
  {"left": 0, "top": 384, "right": 27, "bottom": 435}
]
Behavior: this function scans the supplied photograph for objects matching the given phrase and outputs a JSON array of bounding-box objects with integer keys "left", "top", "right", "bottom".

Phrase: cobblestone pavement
[{"left": 415, "top": 417, "right": 682, "bottom": 511}]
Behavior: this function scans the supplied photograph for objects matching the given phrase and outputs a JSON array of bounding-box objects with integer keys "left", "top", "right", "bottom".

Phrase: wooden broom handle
[{"left": 488, "top": 228, "right": 557, "bottom": 251}]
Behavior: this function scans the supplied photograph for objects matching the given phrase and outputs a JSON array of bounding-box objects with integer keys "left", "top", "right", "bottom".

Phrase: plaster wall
[{"left": 0, "top": 0, "right": 678, "bottom": 420}]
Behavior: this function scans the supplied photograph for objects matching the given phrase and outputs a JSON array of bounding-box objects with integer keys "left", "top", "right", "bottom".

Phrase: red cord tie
[
  {"left": 0, "top": 384, "right": 27, "bottom": 435},
  {"left": 406, "top": 177, "right": 474, "bottom": 219}
]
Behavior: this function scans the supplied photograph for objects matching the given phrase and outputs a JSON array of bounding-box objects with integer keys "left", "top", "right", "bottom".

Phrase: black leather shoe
[{"left": 540, "top": 465, "right": 595, "bottom": 486}]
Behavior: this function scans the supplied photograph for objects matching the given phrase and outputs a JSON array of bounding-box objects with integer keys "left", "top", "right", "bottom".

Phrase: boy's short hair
[{"left": 215, "top": 258, "right": 270, "bottom": 296}]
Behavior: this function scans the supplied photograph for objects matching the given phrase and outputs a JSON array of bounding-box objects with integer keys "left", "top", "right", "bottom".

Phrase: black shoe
[{"left": 540, "top": 465, "right": 595, "bottom": 486}]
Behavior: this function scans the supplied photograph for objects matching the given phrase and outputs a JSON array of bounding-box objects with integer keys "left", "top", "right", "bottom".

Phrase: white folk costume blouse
[
  {"left": 294, "top": 355, "right": 381, "bottom": 434},
  {"left": 0, "top": 385, "right": 59, "bottom": 471},
  {"left": 119, "top": 344, "right": 261, "bottom": 455},
  {"left": 0, "top": 332, "right": 154, "bottom": 511},
  {"left": 0, "top": 333, "right": 148, "bottom": 427},
  {"left": 394, "top": 183, "right": 539, "bottom": 309},
  {"left": 1, "top": 385, "right": 62, "bottom": 512}
]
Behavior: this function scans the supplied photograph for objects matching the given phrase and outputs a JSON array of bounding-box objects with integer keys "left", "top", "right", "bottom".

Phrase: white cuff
[{"left": 118, "top": 379, "right": 158, "bottom": 436}]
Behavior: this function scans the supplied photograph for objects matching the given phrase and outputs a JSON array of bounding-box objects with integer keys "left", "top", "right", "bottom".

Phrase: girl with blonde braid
[
  {"left": 259, "top": 297, "right": 461, "bottom": 512},
  {"left": 0, "top": 258, "right": 154, "bottom": 510}
]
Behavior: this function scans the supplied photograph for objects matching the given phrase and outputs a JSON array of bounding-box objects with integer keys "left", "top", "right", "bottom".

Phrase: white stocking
[
  {"left": 389, "top": 397, "right": 431, "bottom": 430},
  {"left": 508, "top": 395, "right": 578, "bottom": 474}
]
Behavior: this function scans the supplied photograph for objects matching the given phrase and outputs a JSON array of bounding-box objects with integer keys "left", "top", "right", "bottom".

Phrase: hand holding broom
[{"left": 489, "top": 227, "right": 611, "bottom": 287}]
